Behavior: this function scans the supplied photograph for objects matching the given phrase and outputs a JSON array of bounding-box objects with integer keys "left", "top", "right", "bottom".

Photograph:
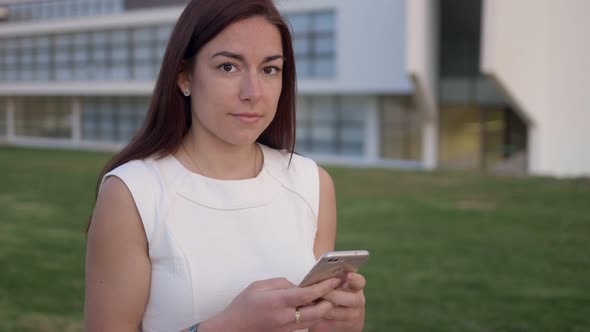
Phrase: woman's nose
[{"left": 239, "top": 72, "right": 262, "bottom": 103}]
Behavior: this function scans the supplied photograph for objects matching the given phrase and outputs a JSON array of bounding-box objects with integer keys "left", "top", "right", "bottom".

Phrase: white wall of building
[
  {"left": 278, "top": 0, "right": 411, "bottom": 95},
  {"left": 482, "top": 0, "right": 590, "bottom": 177},
  {"left": 405, "top": 0, "right": 438, "bottom": 169}
]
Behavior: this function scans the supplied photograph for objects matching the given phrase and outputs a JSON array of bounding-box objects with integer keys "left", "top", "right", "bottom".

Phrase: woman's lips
[{"left": 230, "top": 113, "right": 263, "bottom": 124}]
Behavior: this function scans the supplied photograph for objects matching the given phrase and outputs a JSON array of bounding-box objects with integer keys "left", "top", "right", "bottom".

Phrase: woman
[{"left": 84, "top": 0, "right": 367, "bottom": 331}]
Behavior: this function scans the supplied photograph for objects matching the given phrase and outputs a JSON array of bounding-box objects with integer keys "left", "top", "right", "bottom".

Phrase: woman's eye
[
  {"left": 219, "top": 63, "right": 237, "bottom": 73},
  {"left": 263, "top": 66, "right": 281, "bottom": 75}
]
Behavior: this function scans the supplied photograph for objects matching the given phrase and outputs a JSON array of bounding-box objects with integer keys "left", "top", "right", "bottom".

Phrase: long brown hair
[{"left": 93, "top": 0, "right": 296, "bottom": 199}]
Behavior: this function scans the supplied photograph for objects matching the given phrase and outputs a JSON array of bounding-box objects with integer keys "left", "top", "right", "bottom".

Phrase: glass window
[
  {"left": 72, "top": 32, "right": 88, "bottom": 47},
  {"left": 54, "top": 35, "right": 72, "bottom": 81},
  {"left": 78, "top": 2, "right": 89, "bottom": 16},
  {"left": 112, "top": 30, "right": 129, "bottom": 44},
  {"left": 132, "top": 26, "right": 158, "bottom": 80},
  {"left": 93, "top": 31, "right": 109, "bottom": 45},
  {"left": 133, "top": 27, "right": 154, "bottom": 44},
  {"left": 133, "top": 63, "right": 153, "bottom": 80},
  {"left": 82, "top": 97, "right": 99, "bottom": 140},
  {"left": 73, "top": 45, "right": 89, "bottom": 63},
  {"left": 4, "top": 39, "right": 18, "bottom": 67},
  {"left": 2, "top": 24, "right": 166, "bottom": 82},
  {"left": 36, "top": 68, "right": 51, "bottom": 81},
  {"left": 48, "top": 2, "right": 59, "bottom": 18},
  {"left": 311, "top": 97, "right": 336, "bottom": 121},
  {"left": 51, "top": 33, "right": 69, "bottom": 80},
  {"left": 156, "top": 25, "right": 173, "bottom": 42},
  {"left": 90, "top": 31, "right": 109, "bottom": 80},
  {"left": 82, "top": 97, "right": 148, "bottom": 143},
  {"left": 20, "top": 37, "right": 34, "bottom": 50},
  {"left": 296, "top": 96, "right": 365, "bottom": 157},
  {"left": 293, "top": 37, "right": 310, "bottom": 56},
  {"left": 156, "top": 25, "right": 173, "bottom": 59},
  {"left": 11, "top": 4, "right": 24, "bottom": 21},
  {"left": 54, "top": 47, "right": 71, "bottom": 64},
  {"left": 14, "top": 97, "right": 72, "bottom": 139},
  {"left": 313, "top": 12, "right": 335, "bottom": 33},
  {"left": 0, "top": 98, "right": 6, "bottom": 137},
  {"left": 33, "top": 36, "right": 52, "bottom": 81},
  {"left": 62, "top": 1, "right": 73, "bottom": 17},
  {"left": 380, "top": 96, "right": 422, "bottom": 161},
  {"left": 34, "top": 36, "right": 51, "bottom": 61},
  {"left": 295, "top": 59, "right": 311, "bottom": 77},
  {"left": 6, "top": 0, "right": 125, "bottom": 23},
  {"left": 313, "top": 35, "right": 334, "bottom": 55},
  {"left": 134, "top": 44, "right": 153, "bottom": 61},
  {"left": 92, "top": 44, "right": 108, "bottom": 62},
  {"left": 34, "top": 36, "right": 51, "bottom": 49},
  {"left": 89, "top": 1, "right": 102, "bottom": 16},
  {"left": 0, "top": 46, "right": 3, "bottom": 82},
  {"left": 311, "top": 124, "right": 336, "bottom": 144},
  {"left": 3, "top": 38, "right": 17, "bottom": 80},
  {"left": 21, "top": 68, "right": 34, "bottom": 81},
  {"left": 5, "top": 70, "right": 17, "bottom": 81},
  {"left": 69, "top": 32, "right": 88, "bottom": 80},
  {"left": 288, "top": 14, "right": 312, "bottom": 34},
  {"left": 285, "top": 11, "right": 336, "bottom": 79},
  {"left": 313, "top": 57, "right": 335, "bottom": 77},
  {"left": 40, "top": 2, "right": 51, "bottom": 19},
  {"left": 30, "top": 3, "right": 41, "bottom": 20},
  {"left": 110, "top": 30, "right": 131, "bottom": 80},
  {"left": 112, "top": 63, "right": 131, "bottom": 80},
  {"left": 111, "top": 44, "right": 129, "bottom": 62}
]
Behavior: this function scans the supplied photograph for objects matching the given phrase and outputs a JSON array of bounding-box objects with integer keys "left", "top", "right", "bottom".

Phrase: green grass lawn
[{"left": 1, "top": 146, "right": 589, "bottom": 332}]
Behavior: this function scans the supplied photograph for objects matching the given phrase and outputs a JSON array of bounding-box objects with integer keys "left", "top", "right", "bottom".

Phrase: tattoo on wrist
[{"left": 188, "top": 323, "right": 200, "bottom": 332}]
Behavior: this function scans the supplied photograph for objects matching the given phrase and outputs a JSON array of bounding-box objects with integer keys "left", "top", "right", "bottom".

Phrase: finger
[
  {"left": 282, "top": 278, "right": 340, "bottom": 307},
  {"left": 344, "top": 272, "right": 366, "bottom": 292},
  {"left": 322, "top": 289, "right": 365, "bottom": 308},
  {"left": 252, "top": 277, "right": 295, "bottom": 290},
  {"left": 283, "top": 300, "right": 333, "bottom": 330},
  {"left": 323, "top": 305, "right": 364, "bottom": 321}
]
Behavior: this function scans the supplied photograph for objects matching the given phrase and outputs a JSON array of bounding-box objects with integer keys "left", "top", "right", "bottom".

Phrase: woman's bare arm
[
  {"left": 313, "top": 166, "right": 337, "bottom": 259},
  {"left": 84, "top": 176, "right": 151, "bottom": 332}
]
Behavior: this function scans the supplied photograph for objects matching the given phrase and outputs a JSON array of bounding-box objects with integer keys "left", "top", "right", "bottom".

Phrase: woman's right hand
[{"left": 200, "top": 277, "right": 342, "bottom": 332}]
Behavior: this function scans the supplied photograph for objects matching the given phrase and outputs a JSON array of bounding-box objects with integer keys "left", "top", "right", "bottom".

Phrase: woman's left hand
[{"left": 310, "top": 272, "right": 366, "bottom": 332}]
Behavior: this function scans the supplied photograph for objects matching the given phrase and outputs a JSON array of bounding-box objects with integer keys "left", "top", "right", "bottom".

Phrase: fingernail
[{"left": 332, "top": 278, "right": 341, "bottom": 286}]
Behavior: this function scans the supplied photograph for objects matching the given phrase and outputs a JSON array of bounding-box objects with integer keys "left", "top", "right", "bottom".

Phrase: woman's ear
[
  {"left": 177, "top": 70, "right": 190, "bottom": 94},
  {"left": 177, "top": 59, "right": 192, "bottom": 94}
]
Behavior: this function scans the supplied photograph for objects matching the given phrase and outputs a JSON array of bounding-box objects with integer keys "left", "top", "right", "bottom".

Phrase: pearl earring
[{"left": 183, "top": 89, "right": 191, "bottom": 97}]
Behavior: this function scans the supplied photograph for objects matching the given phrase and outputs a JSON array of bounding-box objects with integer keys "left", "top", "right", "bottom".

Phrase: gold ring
[{"left": 295, "top": 307, "right": 302, "bottom": 324}]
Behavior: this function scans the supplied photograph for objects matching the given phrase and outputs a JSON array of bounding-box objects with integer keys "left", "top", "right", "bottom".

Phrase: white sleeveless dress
[{"left": 102, "top": 143, "right": 320, "bottom": 332}]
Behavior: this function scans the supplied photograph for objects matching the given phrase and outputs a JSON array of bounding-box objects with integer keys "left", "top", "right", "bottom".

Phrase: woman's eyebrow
[
  {"left": 211, "top": 51, "right": 285, "bottom": 63},
  {"left": 262, "top": 55, "right": 286, "bottom": 63}
]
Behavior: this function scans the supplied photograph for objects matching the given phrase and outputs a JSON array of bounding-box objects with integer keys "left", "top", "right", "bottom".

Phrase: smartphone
[{"left": 298, "top": 250, "right": 369, "bottom": 287}]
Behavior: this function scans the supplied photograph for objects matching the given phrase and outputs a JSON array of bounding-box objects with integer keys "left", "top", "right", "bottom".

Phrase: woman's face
[{"left": 179, "top": 16, "right": 284, "bottom": 146}]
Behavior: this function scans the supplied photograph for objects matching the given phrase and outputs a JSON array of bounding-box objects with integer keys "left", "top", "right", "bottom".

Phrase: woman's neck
[{"left": 179, "top": 128, "right": 262, "bottom": 180}]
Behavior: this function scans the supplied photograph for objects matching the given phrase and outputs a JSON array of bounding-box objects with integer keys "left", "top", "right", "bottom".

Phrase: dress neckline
[
  {"left": 170, "top": 142, "right": 269, "bottom": 183},
  {"left": 167, "top": 143, "right": 282, "bottom": 210}
]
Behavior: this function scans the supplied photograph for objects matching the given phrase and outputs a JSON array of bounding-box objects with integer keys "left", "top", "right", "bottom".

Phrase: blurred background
[{"left": 0, "top": 0, "right": 589, "bottom": 331}]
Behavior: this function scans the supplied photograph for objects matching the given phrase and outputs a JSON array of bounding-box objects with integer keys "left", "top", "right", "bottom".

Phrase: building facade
[
  {"left": 408, "top": 0, "right": 590, "bottom": 177},
  {"left": 1, "top": 0, "right": 588, "bottom": 177},
  {"left": 0, "top": 0, "right": 420, "bottom": 169}
]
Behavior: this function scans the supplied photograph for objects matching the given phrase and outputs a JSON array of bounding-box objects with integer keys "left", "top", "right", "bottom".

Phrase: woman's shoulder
[
  {"left": 105, "top": 158, "right": 160, "bottom": 185},
  {"left": 261, "top": 144, "right": 318, "bottom": 174},
  {"left": 100, "top": 157, "right": 169, "bottom": 243}
]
